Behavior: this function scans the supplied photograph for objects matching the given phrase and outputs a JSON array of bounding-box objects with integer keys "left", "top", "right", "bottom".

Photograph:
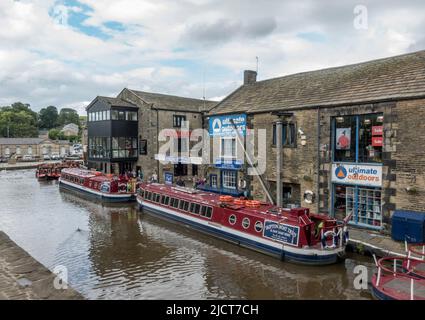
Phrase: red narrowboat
[
  {"left": 371, "top": 254, "right": 425, "bottom": 300},
  {"left": 59, "top": 167, "right": 137, "bottom": 202},
  {"left": 36, "top": 160, "right": 84, "bottom": 180},
  {"left": 137, "top": 183, "right": 349, "bottom": 266}
]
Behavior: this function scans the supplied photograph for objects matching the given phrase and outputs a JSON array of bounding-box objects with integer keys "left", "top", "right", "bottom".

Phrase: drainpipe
[
  {"left": 275, "top": 119, "right": 283, "bottom": 208},
  {"left": 156, "top": 107, "right": 160, "bottom": 181},
  {"left": 316, "top": 107, "right": 321, "bottom": 214}
]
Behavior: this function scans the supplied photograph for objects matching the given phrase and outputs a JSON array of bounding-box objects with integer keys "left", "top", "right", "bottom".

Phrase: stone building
[
  {"left": 0, "top": 138, "right": 71, "bottom": 160},
  {"left": 204, "top": 50, "right": 425, "bottom": 231},
  {"left": 86, "top": 89, "right": 216, "bottom": 179}
]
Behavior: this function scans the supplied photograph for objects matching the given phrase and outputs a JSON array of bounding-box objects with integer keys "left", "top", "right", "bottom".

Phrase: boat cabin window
[
  {"left": 189, "top": 203, "right": 200, "bottom": 214},
  {"left": 200, "top": 206, "right": 213, "bottom": 219},
  {"left": 160, "top": 195, "right": 166, "bottom": 204},
  {"left": 145, "top": 191, "right": 152, "bottom": 200},
  {"left": 242, "top": 217, "right": 250, "bottom": 229},
  {"left": 155, "top": 193, "right": 161, "bottom": 203},
  {"left": 172, "top": 198, "right": 179, "bottom": 208},
  {"left": 254, "top": 221, "right": 263, "bottom": 233},
  {"left": 164, "top": 196, "right": 170, "bottom": 206},
  {"left": 183, "top": 201, "right": 190, "bottom": 211},
  {"left": 139, "top": 189, "right": 145, "bottom": 198},
  {"left": 179, "top": 200, "right": 185, "bottom": 210},
  {"left": 229, "top": 214, "right": 237, "bottom": 225},
  {"left": 170, "top": 198, "right": 175, "bottom": 207}
]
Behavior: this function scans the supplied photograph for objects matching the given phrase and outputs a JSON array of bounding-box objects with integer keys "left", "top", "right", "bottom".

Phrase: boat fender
[
  {"left": 322, "top": 230, "right": 337, "bottom": 249},
  {"left": 303, "top": 190, "right": 315, "bottom": 204}
]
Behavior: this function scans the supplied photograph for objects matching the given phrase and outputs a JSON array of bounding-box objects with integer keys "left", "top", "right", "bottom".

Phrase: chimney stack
[{"left": 244, "top": 70, "right": 257, "bottom": 85}]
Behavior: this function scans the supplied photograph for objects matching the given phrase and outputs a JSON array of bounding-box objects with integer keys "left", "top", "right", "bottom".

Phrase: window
[
  {"left": 139, "top": 139, "right": 147, "bottom": 155},
  {"left": 118, "top": 111, "right": 125, "bottom": 120},
  {"left": 189, "top": 203, "right": 200, "bottom": 214},
  {"left": 179, "top": 200, "right": 185, "bottom": 210},
  {"left": 242, "top": 217, "right": 250, "bottom": 229},
  {"left": 173, "top": 115, "right": 186, "bottom": 128},
  {"left": 229, "top": 214, "right": 237, "bottom": 225},
  {"left": 105, "top": 110, "right": 110, "bottom": 120},
  {"left": 111, "top": 137, "right": 137, "bottom": 158},
  {"left": 155, "top": 194, "right": 161, "bottom": 202},
  {"left": 254, "top": 221, "right": 263, "bottom": 232},
  {"left": 27, "top": 147, "right": 32, "bottom": 155},
  {"left": 89, "top": 137, "right": 111, "bottom": 159},
  {"left": 200, "top": 206, "right": 213, "bottom": 219},
  {"left": 111, "top": 110, "right": 118, "bottom": 120},
  {"left": 164, "top": 196, "right": 170, "bottom": 206},
  {"left": 222, "top": 170, "right": 237, "bottom": 189},
  {"left": 16, "top": 146, "right": 21, "bottom": 155},
  {"left": 221, "top": 138, "right": 236, "bottom": 159},
  {"left": 192, "top": 164, "right": 198, "bottom": 176},
  {"left": 333, "top": 113, "right": 383, "bottom": 163},
  {"left": 170, "top": 198, "right": 176, "bottom": 207},
  {"left": 272, "top": 122, "right": 296, "bottom": 147},
  {"left": 334, "top": 184, "right": 382, "bottom": 228},
  {"left": 183, "top": 201, "right": 189, "bottom": 211},
  {"left": 210, "top": 174, "right": 217, "bottom": 188},
  {"left": 174, "top": 163, "right": 188, "bottom": 176},
  {"left": 126, "top": 111, "right": 137, "bottom": 121},
  {"left": 173, "top": 199, "right": 179, "bottom": 208}
]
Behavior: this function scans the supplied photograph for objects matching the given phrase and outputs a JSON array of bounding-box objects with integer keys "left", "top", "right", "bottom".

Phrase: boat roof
[
  {"left": 141, "top": 183, "right": 312, "bottom": 223},
  {"left": 61, "top": 167, "right": 98, "bottom": 178}
]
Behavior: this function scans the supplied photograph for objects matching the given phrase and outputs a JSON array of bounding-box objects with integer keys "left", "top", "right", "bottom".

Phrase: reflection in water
[{"left": 0, "top": 170, "right": 373, "bottom": 299}]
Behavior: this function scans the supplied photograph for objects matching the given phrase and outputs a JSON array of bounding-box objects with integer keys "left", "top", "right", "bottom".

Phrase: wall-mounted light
[
  {"left": 336, "top": 116, "right": 344, "bottom": 123},
  {"left": 377, "top": 115, "right": 384, "bottom": 122},
  {"left": 364, "top": 119, "right": 371, "bottom": 125}
]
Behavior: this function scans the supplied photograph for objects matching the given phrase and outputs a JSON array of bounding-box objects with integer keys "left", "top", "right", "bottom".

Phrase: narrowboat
[
  {"left": 59, "top": 167, "right": 137, "bottom": 202},
  {"left": 136, "top": 183, "right": 349, "bottom": 266},
  {"left": 36, "top": 160, "right": 84, "bottom": 180},
  {"left": 371, "top": 254, "right": 425, "bottom": 300}
]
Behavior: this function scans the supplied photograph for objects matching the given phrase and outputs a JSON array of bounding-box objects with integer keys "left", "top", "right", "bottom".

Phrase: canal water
[{"left": 0, "top": 169, "right": 374, "bottom": 299}]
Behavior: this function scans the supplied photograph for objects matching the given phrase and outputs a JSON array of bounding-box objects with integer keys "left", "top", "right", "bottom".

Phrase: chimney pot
[{"left": 244, "top": 70, "right": 257, "bottom": 85}]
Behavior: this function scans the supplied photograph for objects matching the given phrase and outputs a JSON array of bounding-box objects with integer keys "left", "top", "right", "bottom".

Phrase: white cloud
[{"left": 0, "top": 0, "right": 424, "bottom": 114}]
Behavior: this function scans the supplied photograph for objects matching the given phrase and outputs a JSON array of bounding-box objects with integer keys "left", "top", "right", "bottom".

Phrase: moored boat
[
  {"left": 59, "top": 167, "right": 138, "bottom": 202},
  {"left": 136, "top": 183, "right": 349, "bottom": 266},
  {"left": 36, "top": 160, "right": 84, "bottom": 180},
  {"left": 371, "top": 255, "right": 425, "bottom": 300}
]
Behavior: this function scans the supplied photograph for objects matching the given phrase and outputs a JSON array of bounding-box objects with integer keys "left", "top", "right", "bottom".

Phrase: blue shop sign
[
  {"left": 214, "top": 158, "right": 243, "bottom": 170},
  {"left": 263, "top": 220, "right": 300, "bottom": 246},
  {"left": 164, "top": 172, "right": 173, "bottom": 185},
  {"left": 209, "top": 114, "right": 246, "bottom": 137}
]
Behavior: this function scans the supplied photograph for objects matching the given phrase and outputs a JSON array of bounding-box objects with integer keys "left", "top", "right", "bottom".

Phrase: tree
[
  {"left": 48, "top": 128, "right": 61, "bottom": 140},
  {"left": 58, "top": 108, "right": 80, "bottom": 127},
  {"left": 39, "top": 106, "right": 58, "bottom": 129},
  {"left": 0, "top": 102, "right": 38, "bottom": 138}
]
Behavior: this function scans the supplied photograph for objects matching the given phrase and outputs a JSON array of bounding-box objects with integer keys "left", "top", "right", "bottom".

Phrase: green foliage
[
  {"left": 58, "top": 108, "right": 80, "bottom": 127},
  {"left": 0, "top": 102, "right": 38, "bottom": 137},
  {"left": 39, "top": 106, "right": 58, "bottom": 129},
  {"left": 48, "top": 128, "right": 61, "bottom": 140}
]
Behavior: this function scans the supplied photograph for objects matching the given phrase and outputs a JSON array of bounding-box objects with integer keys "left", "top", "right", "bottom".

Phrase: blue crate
[{"left": 391, "top": 210, "right": 425, "bottom": 243}]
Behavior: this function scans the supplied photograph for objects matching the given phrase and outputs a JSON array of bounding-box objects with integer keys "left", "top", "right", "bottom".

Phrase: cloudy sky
[{"left": 1, "top": 0, "right": 425, "bottom": 114}]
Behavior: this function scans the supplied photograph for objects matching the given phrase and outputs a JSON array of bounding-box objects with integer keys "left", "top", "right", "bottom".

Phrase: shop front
[{"left": 331, "top": 113, "right": 384, "bottom": 229}]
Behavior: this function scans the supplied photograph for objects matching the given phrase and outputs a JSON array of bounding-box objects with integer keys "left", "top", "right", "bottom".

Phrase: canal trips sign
[
  {"left": 332, "top": 163, "right": 383, "bottom": 187},
  {"left": 209, "top": 114, "right": 247, "bottom": 137},
  {"left": 263, "top": 220, "right": 300, "bottom": 246}
]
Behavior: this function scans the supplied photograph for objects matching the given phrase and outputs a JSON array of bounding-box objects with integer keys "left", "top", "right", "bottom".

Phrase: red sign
[
  {"left": 372, "top": 126, "right": 383, "bottom": 136},
  {"left": 372, "top": 136, "right": 383, "bottom": 147}
]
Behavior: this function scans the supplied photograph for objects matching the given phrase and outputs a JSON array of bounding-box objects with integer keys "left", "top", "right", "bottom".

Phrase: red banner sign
[
  {"left": 372, "top": 126, "right": 383, "bottom": 136},
  {"left": 372, "top": 136, "right": 383, "bottom": 147}
]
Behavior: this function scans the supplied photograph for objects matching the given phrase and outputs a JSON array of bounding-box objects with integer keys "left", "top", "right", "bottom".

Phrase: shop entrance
[{"left": 333, "top": 184, "right": 382, "bottom": 228}]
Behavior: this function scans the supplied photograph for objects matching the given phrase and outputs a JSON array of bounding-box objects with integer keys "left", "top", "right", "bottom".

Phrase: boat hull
[
  {"left": 59, "top": 179, "right": 135, "bottom": 203},
  {"left": 138, "top": 198, "right": 344, "bottom": 266}
]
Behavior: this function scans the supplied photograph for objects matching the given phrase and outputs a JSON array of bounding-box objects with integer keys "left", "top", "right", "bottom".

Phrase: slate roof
[
  {"left": 0, "top": 138, "right": 70, "bottom": 145},
  {"left": 209, "top": 50, "right": 425, "bottom": 115},
  {"left": 86, "top": 96, "right": 138, "bottom": 110},
  {"left": 128, "top": 89, "right": 217, "bottom": 112}
]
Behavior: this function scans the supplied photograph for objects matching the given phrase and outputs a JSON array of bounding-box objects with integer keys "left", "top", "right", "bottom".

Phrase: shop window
[
  {"left": 272, "top": 122, "right": 296, "bottom": 147},
  {"left": 334, "top": 184, "right": 382, "bottom": 228},
  {"left": 173, "top": 115, "right": 186, "bottom": 128},
  {"left": 333, "top": 113, "right": 383, "bottom": 163},
  {"left": 210, "top": 174, "right": 217, "bottom": 188},
  {"left": 222, "top": 170, "right": 237, "bottom": 189}
]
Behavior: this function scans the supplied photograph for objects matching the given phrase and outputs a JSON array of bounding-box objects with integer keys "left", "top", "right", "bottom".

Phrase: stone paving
[
  {"left": 348, "top": 227, "right": 406, "bottom": 257},
  {"left": 0, "top": 231, "right": 83, "bottom": 300}
]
